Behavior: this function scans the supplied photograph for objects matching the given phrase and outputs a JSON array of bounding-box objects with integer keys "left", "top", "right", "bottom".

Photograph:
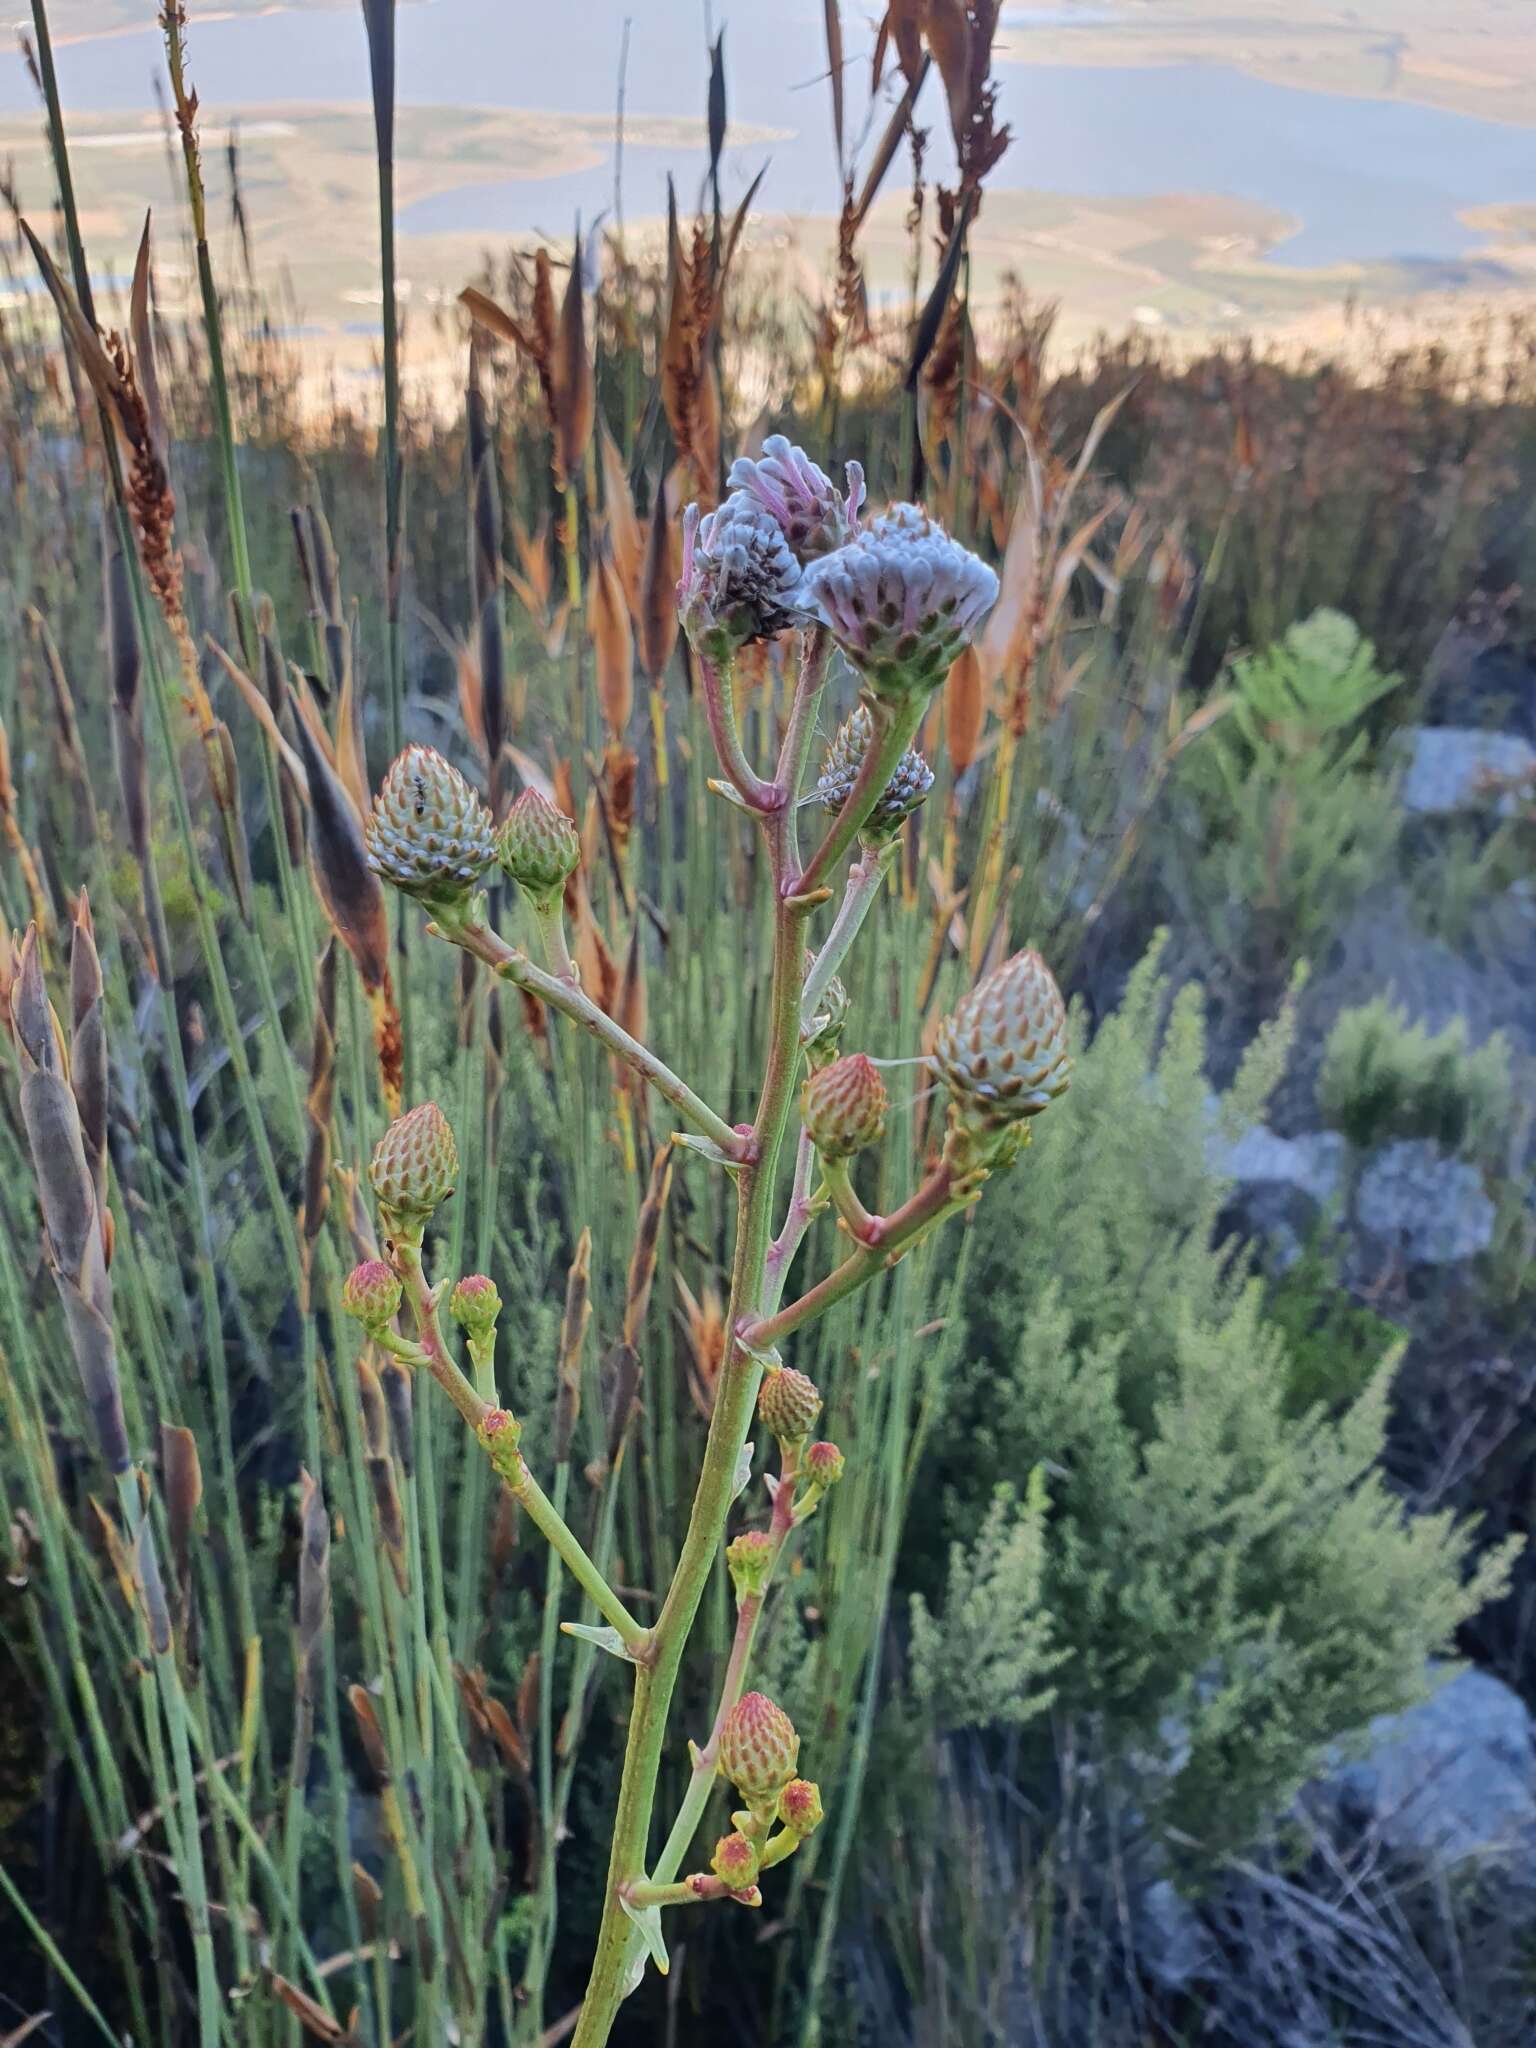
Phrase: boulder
[
  {"left": 1401, "top": 726, "right": 1536, "bottom": 816},
  {"left": 1355, "top": 1140, "right": 1496, "bottom": 1264},
  {"left": 1311, "top": 1667, "right": 1536, "bottom": 1873}
]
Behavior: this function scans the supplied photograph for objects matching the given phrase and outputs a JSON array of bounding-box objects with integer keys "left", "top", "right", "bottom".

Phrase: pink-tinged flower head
[
  {"left": 778, "top": 1777, "right": 825, "bottom": 1837},
  {"left": 719, "top": 1691, "right": 800, "bottom": 1803},
  {"left": 802, "top": 1051, "right": 888, "bottom": 1160},
  {"left": 341, "top": 1259, "right": 403, "bottom": 1331},
  {"left": 726, "top": 435, "right": 864, "bottom": 564},
  {"left": 710, "top": 1829, "right": 761, "bottom": 1890},
  {"left": 449, "top": 1273, "right": 502, "bottom": 1340},
  {"left": 799, "top": 504, "right": 998, "bottom": 696},
  {"left": 803, "top": 1440, "right": 846, "bottom": 1488},
  {"left": 678, "top": 490, "right": 805, "bottom": 659}
]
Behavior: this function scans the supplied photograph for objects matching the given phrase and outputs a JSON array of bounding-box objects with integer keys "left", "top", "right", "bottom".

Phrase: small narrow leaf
[{"left": 620, "top": 1895, "right": 669, "bottom": 1979}]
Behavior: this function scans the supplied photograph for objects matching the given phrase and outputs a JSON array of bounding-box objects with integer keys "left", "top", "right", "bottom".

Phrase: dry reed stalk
[
  {"left": 0, "top": 717, "right": 53, "bottom": 945},
  {"left": 299, "top": 940, "right": 339, "bottom": 1297},
  {"left": 7, "top": 922, "right": 129, "bottom": 1474},
  {"left": 466, "top": 346, "right": 509, "bottom": 814},
  {"left": 552, "top": 1228, "right": 592, "bottom": 1465}
]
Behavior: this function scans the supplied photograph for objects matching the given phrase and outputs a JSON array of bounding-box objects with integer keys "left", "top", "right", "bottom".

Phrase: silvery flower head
[
  {"left": 799, "top": 503, "right": 998, "bottom": 696},
  {"left": 726, "top": 435, "right": 865, "bottom": 566},
  {"left": 677, "top": 489, "right": 805, "bottom": 661}
]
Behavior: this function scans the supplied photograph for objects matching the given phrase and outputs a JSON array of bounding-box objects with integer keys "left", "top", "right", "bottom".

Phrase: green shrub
[
  {"left": 929, "top": 941, "right": 1518, "bottom": 1852},
  {"left": 1317, "top": 997, "right": 1513, "bottom": 1162},
  {"left": 1171, "top": 610, "right": 1402, "bottom": 993}
]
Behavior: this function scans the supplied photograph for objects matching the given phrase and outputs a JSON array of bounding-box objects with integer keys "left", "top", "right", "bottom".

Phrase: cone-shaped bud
[
  {"left": 800, "top": 505, "right": 997, "bottom": 697},
  {"left": 719, "top": 1691, "right": 800, "bottom": 1805},
  {"left": 777, "top": 1778, "right": 825, "bottom": 1838},
  {"left": 815, "top": 704, "right": 934, "bottom": 835},
  {"left": 726, "top": 1528, "right": 774, "bottom": 1601},
  {"left": 802, "top": 1052, "right": 888, "bottom": 1160},
  {"left": 365, "top": 745, "right": 496, "bottom": 904},
  {"left": 449, "top": 1273, "right": 502, "bottom": 1341},
  {"left": 803, "top": 1440, "right": 846, "bottom": 1489},
  {"left": 757, "top": 1367, "right": 822, "bottom": 1445},
  {"left": 342, "top": 1258, "right": 402, "bottom": 1332},
  {"left": 369, "top": 1103, "right": 459, "bottom": 1226},
  {"left": 678, "top": 491, "right": 804, "bottom": 660},
  {"left": 710, "top": 1830, "right": 761, "bottom": 1891},
  {"left": 726, "top": 436, "right": 864, "bottom": 565},
  {"left": 933, "top": 948, "right": 1071, "bottom": 1131},
  {"left": 497, "top": 787, "right": 580, "bottom": 907},
  {"left": 803, "top": 950, "right": 850, "bottom": 1068}
]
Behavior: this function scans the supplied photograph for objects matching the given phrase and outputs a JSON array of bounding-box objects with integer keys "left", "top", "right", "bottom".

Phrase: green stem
[
  {"left": 801, "top": 837, "right": 898, "bottom": 1034},
  {"left": 447, "top": 915, "right": 745, "bottom": 1157},
  {"left": 391, "top": 1235, "right": 647, "bottom": 1651}
]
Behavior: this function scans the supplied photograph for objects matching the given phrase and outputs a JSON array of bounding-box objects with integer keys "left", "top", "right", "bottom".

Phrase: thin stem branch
[
  {"left": 441, "top": 913, "right": 746, "bottom": 1158},
  {"left": 742, "top": 1162, "right": 969, "bottom": 1350},
  {"left": 800, "top": 836, "right": 898, "bottom": 1034},
  {"left": 700, "top": 648, "right": 781, "bottom": 811},
  {"left": 390, "top": 1235, "right": 648, "bottom": 1652}
]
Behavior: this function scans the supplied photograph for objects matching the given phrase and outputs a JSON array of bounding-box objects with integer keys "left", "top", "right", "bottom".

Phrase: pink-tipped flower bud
[
  {"left": 726, "top": 1528, "right": 774, "bottom": 1601},
  {"left": 719, "top": 1692, "right": 800, "bottom": 1805},
  {"left": 710, "top": 1829, "right": 761, "bottom": 1891},
  {"left": 449, "top": 1273, "right": 502, "bottom": 1341},
  {"left": 369, "top": 1103, "right": 459, "bottom": 1225},
  {"left": 725, "top": 436, "right": 864, "bottom": 565},
  {"left": 933, "top": 948, "right": 1071, "bottom": 1132},
  {"left": 757, "top": 1367, "right": 822, "bottom": 1445},
  {"left": 800, "top": 505, "right": 997, "bottom": 697},
  {"left": 678, "top": 491, "right": 805, "bottom": 660},
  {"left": 802, "top": 1052, "right": 888, "bottom": 1160},
  {"left": 365, "top": 744, "right": 496, "bottom": 904},
  {"left": 477, "top": 1405, "right": 523, "bottom": 1481},
  {"left": 777, "top": 1778, "right": 825, "bottom": 1838},
  {"left": 341, "top": 1258, "right": 402, "bottom": 1332},
  {"left": 815, "top": 703, "right": 934, "bottom": 835},
  {"left": 497, "top": 787, "right": 580, "bottom": 908},
  {"left": 803, "top": 1440, "right": 846, "bottom": 1489}
]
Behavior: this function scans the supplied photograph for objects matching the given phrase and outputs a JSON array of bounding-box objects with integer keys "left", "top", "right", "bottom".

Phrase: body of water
[{"left": 4, "top": 2, "right": 1533, "bottom": 274}]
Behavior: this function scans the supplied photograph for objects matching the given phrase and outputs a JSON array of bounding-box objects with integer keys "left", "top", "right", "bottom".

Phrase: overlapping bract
[
  {"left": 365, "top": 744, "right": 496, "bottom": 902},
  {"left": 934, "top": 948, "right": 1072, "bottom": 1132}
]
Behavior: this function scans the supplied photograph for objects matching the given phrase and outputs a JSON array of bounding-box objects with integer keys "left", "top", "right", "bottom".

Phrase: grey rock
[
  {"left": 1312, "top": 1668, "right": 1536, "bottom": 1871},
  {"left": 1356, "top": 1141, "right": 1495, "bottom": 1263},
  {"left": 1214, "top": 1123, "right": 1347, "bottom": 1207},
  {"left": 1401, "top": 726, "right": 1536, "bottom": 816}
]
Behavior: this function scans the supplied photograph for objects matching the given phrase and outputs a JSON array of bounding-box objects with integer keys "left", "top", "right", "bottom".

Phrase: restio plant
[{"left": 349, "top": 450, "right": 1068, "bottom": 2041}]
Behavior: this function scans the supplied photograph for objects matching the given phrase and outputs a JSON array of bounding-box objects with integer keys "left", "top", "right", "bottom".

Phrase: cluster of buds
[
  {"left": 678, "top": 442, "right": 995, "bottom": 712},
  {"left": 933, "top": 948, "right": 1072, "bottom": 1171},
  {"left": 699, "top": 1691, "right": 824, "bottom": 1901}
]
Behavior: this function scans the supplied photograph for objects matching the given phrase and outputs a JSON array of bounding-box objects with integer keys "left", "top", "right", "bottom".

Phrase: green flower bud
[
  {"left": 802, "top": 1052, "right": 888, "bottom": 1160},
  {"left": 777, "top": 1778, "right": 824, "bottom": 1838},
  {"left": 365, "top": 744, "right": 496, "bottom": 906},
  {"left": 815, "top": 703, "right": 934, "bottom": 835},
  {"left": 803, "top": 1440, "right": 845, "bottom": 1490},
  {"left": 933, "top": 948, "right": 1071, "bottom": 1136},
  {"left": 726, "top": 1528, "right": 774, "bottom": 1602},
  {"left": 497, "top": 787, "right": 580, "bottom": 908},
  {"left": 449, "top": 1273, "right": 502, "bottom": 1341},
  {"left": 757, "top": 1367, "right": 822, "bottom": 1447},
  {"left": 369, "top": 1103, "right": 459, "bottom": 1227}
]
